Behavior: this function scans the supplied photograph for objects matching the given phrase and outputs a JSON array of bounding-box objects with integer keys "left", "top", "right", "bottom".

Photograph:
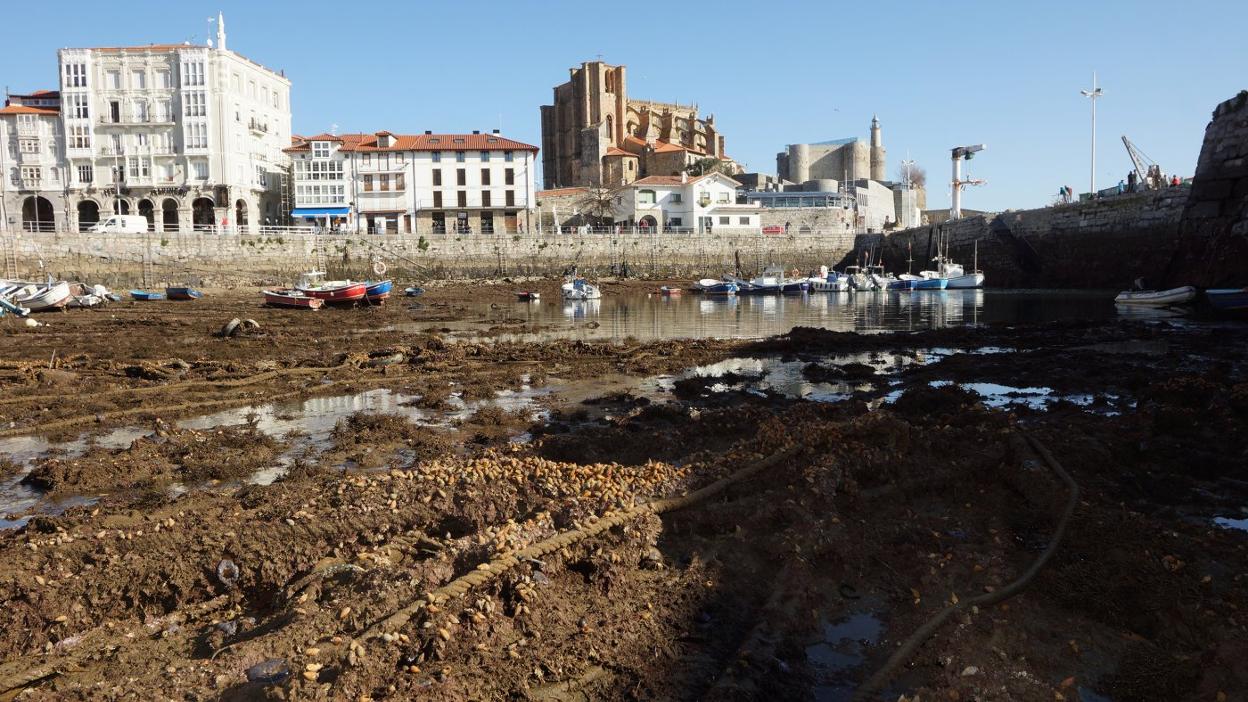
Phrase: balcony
[
  {"left": 16, "top": 124, "right": 38, "bottom": 137},
  {"left": 248, "top": 119, "right": 269, "bottom": 135}
]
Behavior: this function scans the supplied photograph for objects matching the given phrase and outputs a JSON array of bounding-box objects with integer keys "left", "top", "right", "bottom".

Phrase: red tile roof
[
  {"left": 605, "top": 147, "right": 636, "bottom": 158},
  {"left": 286, "top": 132, "right": 538, "bottom": 154},
  {"left": 0, "top": 105, "right": 59, "bottom": 116},
  {"left": 632, "top": 175, "right": 701, "bottom": 186}
]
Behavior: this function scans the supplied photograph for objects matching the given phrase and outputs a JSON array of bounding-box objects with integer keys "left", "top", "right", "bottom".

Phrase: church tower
[{"left": 869, "top": 114, "right": 885, "bottom": 181}]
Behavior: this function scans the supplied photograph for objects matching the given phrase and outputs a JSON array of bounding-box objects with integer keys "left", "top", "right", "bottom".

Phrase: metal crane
[
  {"left": 950, "top": 144, "right": 986, "bottom": 220},
  {"left": 1121, "top": 136, "right": 1158, "bottom": 189}
]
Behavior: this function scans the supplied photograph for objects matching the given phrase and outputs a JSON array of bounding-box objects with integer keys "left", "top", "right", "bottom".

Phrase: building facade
[
  {"left": 0, "top": 92, "right": 65, "bottom": 231},
  {"left": 1, "top": 14, "right": 292, "bottom": 233},
  {"left": 540, "top": 60, "right": 738, "bottom": 189},
  {"left": 285, "top": 130, "right": 538, "bottom": 234},
  {"left": 777, "top": 116, "right": 886, "bottom": 185},
  {"left": 614, "top": 173, "right": 760, "bottom": 233}
]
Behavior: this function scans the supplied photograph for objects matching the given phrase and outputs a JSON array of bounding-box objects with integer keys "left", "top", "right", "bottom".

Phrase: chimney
[
  {"left": 681, "top": 171, "right": 688, "bottom": 184},
  {"left": 472, "top": 130, "right": 480, "bottom": 135},
  {"left": 424, "top": 130, "right": 431, "bottom": 135},
  {"left": 492, "top": 128, "right": 500, "bottom": 135}
]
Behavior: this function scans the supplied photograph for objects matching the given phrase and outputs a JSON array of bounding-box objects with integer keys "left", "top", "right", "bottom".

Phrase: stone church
[{"left": 539, "top": 60, "right": 737, "bottom": 189}]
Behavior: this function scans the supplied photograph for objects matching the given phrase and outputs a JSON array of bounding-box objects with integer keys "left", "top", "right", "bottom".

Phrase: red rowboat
[{"left": 262, "top": 289, "right": 324, "bottom": 310}]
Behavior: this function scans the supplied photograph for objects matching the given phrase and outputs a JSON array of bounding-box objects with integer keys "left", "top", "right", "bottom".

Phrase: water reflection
[{"left": 453, "top": 289, "right": 1117, "bottom": 343}]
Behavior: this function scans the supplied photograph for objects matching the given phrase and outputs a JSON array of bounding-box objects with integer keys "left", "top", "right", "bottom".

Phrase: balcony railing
[{"left": 248, "top": 119, "right": 269, "bottom": 134}]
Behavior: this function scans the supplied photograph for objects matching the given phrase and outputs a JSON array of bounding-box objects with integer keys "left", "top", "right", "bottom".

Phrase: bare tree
[
  {"left": 896, "top": 163, "right": 927, "bottom": 188},
  {"left": 684, "top": 157, "right": 736, "bottom": 177},
  {"left": 574, "top": 185, "right": 627, "bottom": 228}
]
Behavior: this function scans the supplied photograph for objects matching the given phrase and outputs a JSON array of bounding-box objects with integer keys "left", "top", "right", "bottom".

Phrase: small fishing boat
[
  {"left": 263, "top": 288, "right": 325, "bottom": 310},
  {"left": 10, "top": 280, "right": 73, "bottom": 311},
  {"left": 296, "top": 271, "right": 366, "bottom": 304},
  {"left": 1205, "top": 287, "right": 1248, "bottom": 312},
  {"left": 66, "top": 283, "right": 110, "bottom": 308},
  {"left": 561, "top": 277, "right": 601, "bottom": 300},
  {"left": 165, "top": 286, "right": 204, "bottom": 301},
  {"left": 808, "top": 266, "right": 850, "bottom": 292},
  {"left": 844, "top": 266, "right": 874, "bottom": 291},
  {"left": 697, "top": 279, "right": 739, "bottom": 295},
  {"left": 403, "top": 286, "right": 425, "bottom": 297},
  {"left": 364, "top": 280, "right": 393, "bottom": 302},
  {"left": 723, "top": 275, "right": 755, "bottom": 294},
  {"left": 887, "top": 278, "right": 918, "bottom": 291},
  {"left": 130, "top": 289, "right": 165, "bottom": 302},
  {"left": 868, "top": 265, "right": 899, "bottom": 291},
  {"left": 0, "top": 298, "right": 29, "bottom": 317},
  {"left": 659, "top": 286, "right": 683, "bottom": 296},
  {"left": 780, "top": 280, "right": 809, "bottom": 295},
  {"left": 516, "top": 291, "right": 541, "bottom": 301},
  {"left": 1114, "top": 285, "right": 1197, "bottom": 306},
  {"left": 900, "top": 274, "right": 948, "bottom": 290}
]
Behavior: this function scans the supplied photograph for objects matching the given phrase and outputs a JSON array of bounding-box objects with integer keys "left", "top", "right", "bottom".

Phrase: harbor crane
[
  {"left": 950, "top": 144, "right": 986, "bottom": 220},
  {"left": 1121, "top": 135, "right": 1161, "bottom": 190}
]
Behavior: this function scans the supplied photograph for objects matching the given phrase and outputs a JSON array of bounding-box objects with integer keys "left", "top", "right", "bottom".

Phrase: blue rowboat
[
  {"left": 701, "top": 281, "right": 738, "bottom": 295},
  {"left": 165, "top": 286, "right": 203, "bottom": 300},
  {"left": 913, "top": 277, "right": 948, "bottom": 290},
  {"left": 403, "top": 286, "right": 424, "bottom": 297},
  {"left": 1207, "top": 287, "right": 1248, "bottom": 311},
  {"left": 780, "top": 281, "right": 809, "bottom": 295},
  {"left": 888, "top": 278, "right": 917, "bottom": 291},
  {"left": 364, "top": 280, "right": 393, "bottom": 301},
  {"left": 130, "top": 289, "right": 165, "bottom": 301}
]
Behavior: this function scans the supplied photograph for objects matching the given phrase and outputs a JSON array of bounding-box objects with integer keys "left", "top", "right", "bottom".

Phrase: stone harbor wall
[{"left": 0, "top": 228, "right": 859, "bottom": 288}]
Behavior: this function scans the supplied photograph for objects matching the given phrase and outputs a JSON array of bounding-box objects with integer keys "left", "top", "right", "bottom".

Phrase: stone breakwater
[{"left": 0, "top": 229, "right": 858, "bottom": 288}]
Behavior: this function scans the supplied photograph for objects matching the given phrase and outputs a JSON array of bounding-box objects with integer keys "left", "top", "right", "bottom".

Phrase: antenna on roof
[{"left": 330, "top": 123, "right": 339, "bottom": 136}]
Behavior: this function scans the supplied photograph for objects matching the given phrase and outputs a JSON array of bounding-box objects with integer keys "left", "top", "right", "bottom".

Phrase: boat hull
[
  {"left": 913, "top": 277, "right": 948, "bottom": 290},
  {"left": 129, "top": 289, "right": 165, "bottom": 302},
  {"left": 16, "top": 281, "right": 72, "bottom": 311},
  {"left": 364, "top": 280, "right": 393, "bottom": 301},
  {"left": 263, "top": 289, "right": 324, "bottom": 309},
  {"left": 946, "top": 273, "right": 984, "bottom": 289},
  {"left": 296, "top": 282, "right": 367, "bottom": 303},
  {"left": 780, "top": 281, "right": 809, "bottom": 295},
  {"left": 165, "top": 287, "right": 203, "bottom": 301},
  {"left": 516, "top": 291, "right": 541, "bottom": 301},
  {"left": 1206, "top": 288, "right": 1248, "bottom": 311},
  {"left": 700, "top": 282, "right": 738, "bottom": 295},
  {"left": 1114, "top": 285, "right": 1197, "bottom": 306}
]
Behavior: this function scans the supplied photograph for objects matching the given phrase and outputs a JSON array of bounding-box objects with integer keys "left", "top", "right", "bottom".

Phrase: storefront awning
[{"left": 292, "top": 207, "right": 349, "bottom": 217}]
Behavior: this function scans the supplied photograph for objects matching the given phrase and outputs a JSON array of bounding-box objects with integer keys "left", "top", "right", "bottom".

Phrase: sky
[{"left": 2, "top": 0, "right": 1244, "bottom": 211}]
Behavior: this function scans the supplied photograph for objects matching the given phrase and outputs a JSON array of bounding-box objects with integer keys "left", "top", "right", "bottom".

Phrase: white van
[{"left": 90, "top": 215, "right": 148, "bottom": 234}]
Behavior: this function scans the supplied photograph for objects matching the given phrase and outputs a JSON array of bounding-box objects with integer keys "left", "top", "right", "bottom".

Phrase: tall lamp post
[{"left": 1080, "top": 72, "right": 1104, "bottom": 196}]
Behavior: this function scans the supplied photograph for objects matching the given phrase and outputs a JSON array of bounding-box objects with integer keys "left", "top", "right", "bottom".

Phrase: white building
[
  {"left": 285, "top": 129, "right": 538, "bottom": 234},
  {"left": 1, "top": 14, "right": 292, "bottom": 233},
  {"left": 0, "top": 92, "right": 65, "bottom": 231},
  {"left": 614, "top": 172, "right": 760, "bottom": 233}
]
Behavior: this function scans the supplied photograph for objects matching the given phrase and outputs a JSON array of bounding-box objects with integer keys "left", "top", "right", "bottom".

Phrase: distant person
[
  {"left": 1171, "top": 174, "right": 1181, "bottom": 187},
  {"left": 1127, "top": 171, "right": 1137, "bottom": 192},
  {"left": 1134, "top": 277, "right": 1146, "bottom": 290},
  {"left": 1117, "top": 180, "right": 1125, "bottom": 195}
]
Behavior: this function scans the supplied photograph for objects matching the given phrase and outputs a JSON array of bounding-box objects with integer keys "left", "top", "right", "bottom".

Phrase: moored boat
[
  {"left": 1114, "top": 285, "right": 1197, "bottom": 306},
  {"left": 130, "top": 289, "right": 165, "bottom": 302},
  {"left": 165, "top": 286, "right": 204, "bottom": 301},
  {"left": 659, "top": 286, "right": 683, "bottom": 296},
  {"left": 516, "top": 291, "right": 541, "bottom": 301},
  {"left": 263, "top": 288, "right": 325, "bottom": 310},
  {"left": 12, "top": 280, "right": 73, "bottom": 311},
  {"left": 561, "top": 277, "right": 601, "bottom": 300},
  {"left": 296, "top": 271, "right": 367, "bottom": 304},
  {"left": 1205, "top": 287, "right": 1248, "bottom": 312},
  {"left": 403, "top": 286, "right": 425, "bottom": 297},
  {"left": 364, "top": 280, "right": 393, "bottom": 302},
  {"left": 844, "top": 266, "right": 874, "bottom": 291}
]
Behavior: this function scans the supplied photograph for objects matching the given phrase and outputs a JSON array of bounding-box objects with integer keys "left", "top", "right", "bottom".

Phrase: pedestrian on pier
[
  {"left": 1170, "top": 174, "right": 1181, "bottom": 187},
  {"left": 1127, "top": 170, "right": 1138, "bottom": 192}
]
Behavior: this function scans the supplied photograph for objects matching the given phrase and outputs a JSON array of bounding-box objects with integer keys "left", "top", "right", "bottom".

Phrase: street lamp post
[{"left": 1080, "top": 72, "right": 1104, "bottom": 196}]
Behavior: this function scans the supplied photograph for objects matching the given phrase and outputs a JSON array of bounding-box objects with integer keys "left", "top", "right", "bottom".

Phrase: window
[
  {"left": 77, "top": 165, "right": 94, "bottom": 185},
  {"left": 671, "top": 193, "right": 683, "bottom": 203},
  {"left": 192, "top": 160, "right": 208, "bottom": 180},
  {"left": 106, "top": 71, "right": 120, "bottom": 90},
  {"left": 456, "top": 191, "right": 466, "bottom": 207},
  {"left": 396, "top": 173, "right": 405, "bottom": 190},
  {"left": 131, "top": 70, "right": 146, "bottom": 89},
  {"left": 183, "top": 62, "right": 204, "bottom": 87},
  {"left": 21, "top": 166, "right": 41, "bottom": 184},
  {"left": 256, "top": 166, "right": 266, "bottom": 187},
  {"left": 160, "top": 163, "right": 175, "bottom": 181},
  {"left": 480, "top": 151, "right": 490, "bottom": 162},
  {"left": 184, "top": 92, "right": 206, "bottom": 117},
  {"left": 69, "top": 124, "right": 90, "bottom": 149},
  {"left": 272, "top": 91, "right": 279, "bottom": 109},
  {"left": 64, "top": 62, "right": 87, "bottom": 88},
  {"left": 505, "top": 151, "right": 516, "bottom": 162},
  {"left": 739, "top": 217, "right": 750, "bottom": 225},
  {"left": 718, "top": 217, "right": 730, "bottom": 225},
  {"left": 248, "top": 80, "right": 256, "bottom": 98},
  {"left": 364, "top": 175, "right": 373, "bottom": 192},
  {"left": 134, "top": 132, "right": 149, "bottom": 148},
  {"left": 262, "top": 86, "right": 269, "bottom": 105},
  {"left": 482, "top": 191, "right": 491, "bottom": 207},
  {"left": 132, "top": 99, "right": 148, "bottom": 122},
  {"left": 363, "top": 153, "right": 372, "bottom": 166},
  {"left": 312, "top": 142, "right": 330, "bottom": 159},
  {"left": 50, "top": 167, "right": 60, "bottom": 183},
  {"left": 68, "top": 94, "right": 89, "bottom": 119},
  {"left": 156, "top": 70, "right": 171, "bottom": 89},
  {"left": 127, "top": 157, "right": 150, "bottom": 179},
  {"left": 481, "top": 211, "right": 494, "bottom": 233},
  {"left": 232, "top": 74, "right": 241, "bottom": 92},
  {"left": 480, "top": 169, "right": 491, "bottom": 186},
  {"left": 186, "top": 122, "right": 208, "bottom": 149},
  {"left": 108, "top": 101, "right": 121, "bottom": 123},
  {"left": 455, "top": 151, "right": 465, "bottom": 163},
  {"left": 431, "top": 151, "right": 441, "bottom": 163},
  {"left": 456, "top": 169, "right": 465, "bottom": 186},
  {"left": 433, "top": 191, "right": 443, "bottom": 208},
  {"left": 433, "top": 170, "right": 442, "bottom": 186},
  {"left": 717, "top": 192, "right": 731, "bottom": 203},
  {"left": 293, "top": 160, "right": 343, "bottom": 180},
  {"left": 638, "top": 189, "right": 656, "bottom": 205},
  {"left": 669, "top": 217, "right": 683, "bottom": 227},
  {"left": 505, "top": 190, "right": 515, "bottom": 207},
  {"left": 155, "top": 99, "right": 171, "bottom": 122},
  {"left": 19, "top": 139, "right": 38, "bottom": 154},
  {"left": 379, "top": 174, "right": 390, "bottom": 191}
]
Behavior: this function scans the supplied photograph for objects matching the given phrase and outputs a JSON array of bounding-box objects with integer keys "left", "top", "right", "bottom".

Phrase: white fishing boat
[
  {"left": 922, "top": 237, "right": 985, "bottom": 288},
  {"left": 1114, "top": 285, "right": 1197, "bottom": 306},
  {"left": 844, "top": 266, "right": 874, "bottom": 291},
  {"left": 807, "top": 266, "right": 849, "bottom": 292},
  {"left": 868, "top": 265, "right": 898, "bottom": 291},
  {"left": 10, "top": 280, "right": 72, "bottom": 312},
  {"left": 561, "top": 277, "right": 601, "bottom": 300}
]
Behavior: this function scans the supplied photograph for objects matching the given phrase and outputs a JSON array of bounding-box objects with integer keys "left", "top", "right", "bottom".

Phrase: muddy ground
[{"left": 0, "top": 286, "right": 1246, "bottom": 701}]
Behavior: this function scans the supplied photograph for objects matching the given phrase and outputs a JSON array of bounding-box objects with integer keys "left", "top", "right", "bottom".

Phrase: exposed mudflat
[{"left": 0, "top": 285, "right": 1245, "bottom": 701}]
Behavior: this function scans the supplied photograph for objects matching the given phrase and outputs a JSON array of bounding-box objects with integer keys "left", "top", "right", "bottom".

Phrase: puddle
[
  {"left": 926, "top": 381, "right": 1105, "bottom": 411},
  {"left": 1213, "top": 516, "right": 1248, "bottom": 532},
  {"left": 806, "top": 611, "right": 884, "bottom": 701}
]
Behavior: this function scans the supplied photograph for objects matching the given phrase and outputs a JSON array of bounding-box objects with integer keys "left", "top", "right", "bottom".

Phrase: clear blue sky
[{"left": 3, "top": 0, "right": 1244, "bottom": 211}]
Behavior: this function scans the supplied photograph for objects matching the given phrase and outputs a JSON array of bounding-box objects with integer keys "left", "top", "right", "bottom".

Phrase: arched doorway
[
  {"left": 638, "top": 215, "right": 658, "bottom": 231},
  {"left": 138, "top": 199, "right": 155, "bottom": 231},
  {"left": 77, "top": 200, "right": 101, "bottom": 232},
  {"left": 235, "top": 199, "right": 248, "bottom": 227},
  {"left": 798, "top": 225, "right": 812, "bottom": 235},
  {"left": 192, "top": 197, "right": 215, "bottom": 231},
  {"left": 113, "top": 199, "right": 131, "bottom": 215},
  {"left": 162, "top": 199, "right": 180, "bottom": 232},
  {"left": 21, "top": 196, "right": 55, "bottom": 232}
]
